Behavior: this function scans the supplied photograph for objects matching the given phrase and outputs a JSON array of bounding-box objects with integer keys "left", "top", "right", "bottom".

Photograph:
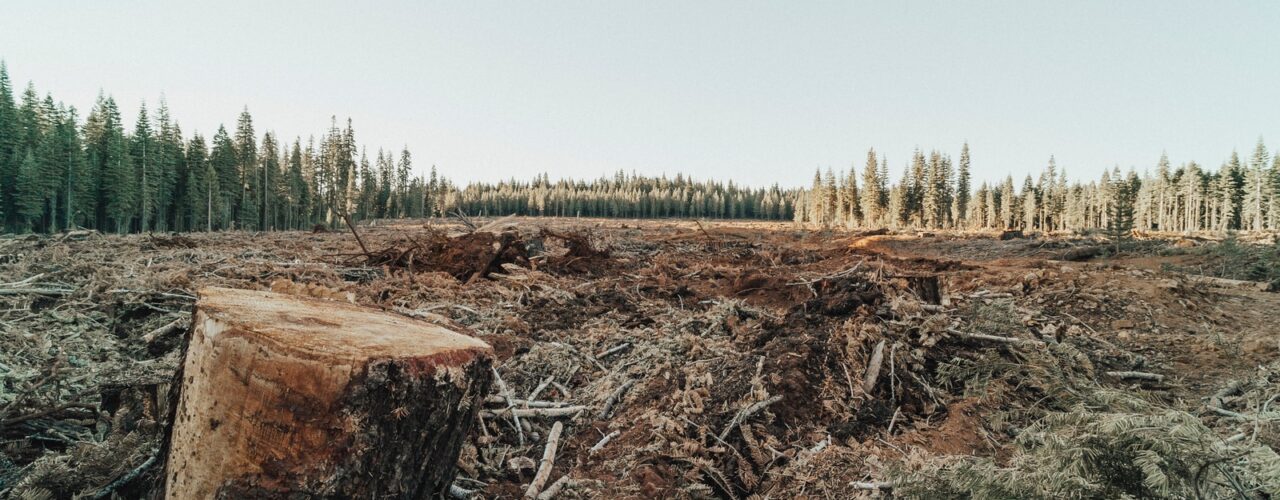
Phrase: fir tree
[
  {"left": 952, "top": 143, "right": 971, "bottom": 228},
  {"left": 0, "top": 62, "right": 16, "bottom": 227},
  {"left": 234, "top": 109, "right": 258, "bottom": 229},
  {"left": 15, "top": 149, "right": 42, "bottom": 231},
  {"left": 1243, "top": 139, "right": 1269, "bottom": 231},
  {"left": 132, "top": 102, "right": 153, "bottom": 231},
  {"left": 860, "top": 149, "right": 882, "bottom": 228}
]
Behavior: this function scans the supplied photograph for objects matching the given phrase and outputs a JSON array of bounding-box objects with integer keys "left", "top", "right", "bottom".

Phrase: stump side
[{"left": 165, "top": 287, "right": 493, "bottom": 499}]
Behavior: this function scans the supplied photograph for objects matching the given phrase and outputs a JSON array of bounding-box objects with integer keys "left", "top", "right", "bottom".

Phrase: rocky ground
[{"left": 1, "top": 218, "right": 1278, "bottom": 498}]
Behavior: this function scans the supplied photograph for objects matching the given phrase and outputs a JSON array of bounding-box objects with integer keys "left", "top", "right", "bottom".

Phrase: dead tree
[{"left": 164, "top": 287, "right": 494, "bottom": 499}]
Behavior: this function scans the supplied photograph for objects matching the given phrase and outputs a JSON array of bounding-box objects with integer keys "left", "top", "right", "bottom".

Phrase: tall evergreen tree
[
  {"left": 132, "top": 102, "right": 154, "bottom": 231},
  {"left": 860, "top": 149, "right": 882, "bottom": 228},
  {"left": 1243, "top": 139, "right": 1269, "bottom": 231},
  {"left": 0, "top": 62, "right": 16, "bottom": 227},
  {"left": 952, "top": 143, "right": 971, "bottom": 228},
  {"left": 234, "top": 109, "right": 258, "bottom": 229}
]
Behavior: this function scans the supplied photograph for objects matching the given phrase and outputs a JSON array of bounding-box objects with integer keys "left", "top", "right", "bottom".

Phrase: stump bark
[{"left": 164, "top": 287, "right": 493, "bottom": 499}]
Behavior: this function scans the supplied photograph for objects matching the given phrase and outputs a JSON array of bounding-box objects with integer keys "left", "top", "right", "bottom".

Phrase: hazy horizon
[{"left": 2, "top": 1, "right": 1278, "bottom": 188}]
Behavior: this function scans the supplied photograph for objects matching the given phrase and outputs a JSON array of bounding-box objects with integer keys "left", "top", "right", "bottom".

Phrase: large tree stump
[{"left": 164, "top": 287, "right": 493, "bottom": 499}]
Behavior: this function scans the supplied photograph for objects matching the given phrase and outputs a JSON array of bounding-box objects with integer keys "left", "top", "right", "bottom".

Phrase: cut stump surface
[{"left": 165, "top": 287, "right": 493, "bottom": 499}]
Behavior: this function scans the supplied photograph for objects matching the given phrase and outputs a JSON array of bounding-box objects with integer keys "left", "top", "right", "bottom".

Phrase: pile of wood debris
[{"left": 1, "top": 218, "right": 1279, "bottom": 498}]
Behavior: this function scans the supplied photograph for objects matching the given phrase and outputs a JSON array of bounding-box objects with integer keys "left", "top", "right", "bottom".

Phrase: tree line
[
  {"left": 0, "top": 62, "right": 455, "bottom": 233},
  {"left": 795, "top": 142, "right": 1280, "bottom": 233},
  {"left": 448, "top": 172, "right": 799, "bottom": 220},
  {"left": 1, "top": 62, "right": 1276, "bottom": 234},
  {"left": 0, "top": 64, "right": 800, "bottom": 234}
]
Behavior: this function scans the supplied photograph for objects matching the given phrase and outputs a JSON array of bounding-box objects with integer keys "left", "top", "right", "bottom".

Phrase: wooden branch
[
  {"left": 452, "top": 209, "right": 478, "bottom": 232},
  {"left": 596, "top": 342, "right": 631, "bottom": 359},
  {"left": 862, "top": 340, "right": 886, "bottom": 394},
  {"left": 474, "top": 213, "right": 518, "bottom": 234},
  {"left": 1106, "top": 371, "right": 1165, "bottom": 382},
  {"left": 718, "top": 395, "right": 783, "bottom": 441},
  {"left": 143, "top": 315, "right": 188, "bottom": 343},
  {"left": 527, "top": 376, "right": 554, "bottom": 401},
  {"left": 482, "top": 406, "right": 588, "bottom": 418},
  {"left": 90, "top": 448, "right": 159, "bottom": 499},
  {"left": 589, "top": 430, "right": 620, "bottom": 455},
  {"left": 341, "top": 212, "right": 371, "bottom": 257},
  {"left": 535, "top": 475, "right": 573, "bottom": 500},
  {"left": 598, "top": 379, "right": 636, "bottom": 419},
  {"left": 525, "top": 421, "right": 564, "bottom": 499},
  {"left": 484, "top": 395, "right": 571, "bottom": 408},
  {"left": 946, "top": 328, "right": 1044, "bottom": 346},
  {"left": 491, "top": 367, "right": 525, "bottom": 446},
  {"left": 1187, "top": 274, "right": 1274, "bottom": 292},
  {"left": 850, "top": 480, "right": 894, "bottom": 491}
]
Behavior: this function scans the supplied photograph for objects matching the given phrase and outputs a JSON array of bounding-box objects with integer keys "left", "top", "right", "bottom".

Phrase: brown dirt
[{"left": 2, "top": 218, "right": 1277, "bottom": 498}]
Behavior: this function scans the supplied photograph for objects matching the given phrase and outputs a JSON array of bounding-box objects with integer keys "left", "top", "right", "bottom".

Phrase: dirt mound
[
  {"left": 539, "top": 229, "right": 612, "bottom": 275},
  {"left": 363, "top": 230, "right": 530, "bottom": 282}
]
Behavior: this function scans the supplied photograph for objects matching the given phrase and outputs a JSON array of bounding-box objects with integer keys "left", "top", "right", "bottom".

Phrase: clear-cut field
[{"left": 2, "top": 218, "right": 1279, "bottom": 498}]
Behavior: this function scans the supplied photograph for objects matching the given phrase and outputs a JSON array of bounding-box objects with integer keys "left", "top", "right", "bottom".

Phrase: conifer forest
[{"left": 2, "top": 63, "right": 1278, "bottom": 236}]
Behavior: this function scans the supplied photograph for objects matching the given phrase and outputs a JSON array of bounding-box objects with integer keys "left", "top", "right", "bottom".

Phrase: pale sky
[{"left": 1, "top": 1, "right": 1278, "bottom": 188}]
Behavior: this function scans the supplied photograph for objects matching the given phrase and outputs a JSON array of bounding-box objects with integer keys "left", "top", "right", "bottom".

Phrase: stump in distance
[{"left": 165, "top": 287, "right": 493, "bottom": 499}]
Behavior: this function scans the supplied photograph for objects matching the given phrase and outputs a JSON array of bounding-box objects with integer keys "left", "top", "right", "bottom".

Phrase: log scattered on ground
[
  {"left": 1058, "top": 246, "right": 1103, "bottom": 261},
  {"left": 1107, "top": 371, "right": 1165, "bottom": 382},
  {"left": 525, "top": 421, "right": 565, "bottom": 499},
  {"left": 164, "top": 287, "right": 494, "bottom": 499}
]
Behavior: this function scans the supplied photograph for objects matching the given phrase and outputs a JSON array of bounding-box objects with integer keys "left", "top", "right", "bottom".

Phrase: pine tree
[
  {"left": 15, "top": 149, "right": 42, "bottom": 231},
  {"left": 1268, "top": 154, "right": 1280, "bottom": 230},
  {"left": 1021, "top": 175, "right": 1037, "bottom": 231},
  {"left": 999, "top": 176, "right": 1015, "bottom": 229},
  {"left": 908, "top": 150, "right": 927, "bottom": 226},
  {"left": 97, "top": 97, "right": 135, "bottom": 233},
  {"left": 843, "top": 164, "right": 860, "bottom": 227},
  {"left": 234, "top": 109, "right": 258, "bottom": 229},
  {"left": 259, "top": 132, "right": 280, "bottom": 229},
  {"left": 154, "top": 99, "right": 180, "bottom": 230},
  {"left": 132, "top": 102, "right": 154, "bottom": 231},
  {"left": 952, "top": 143, "right": 971, "bottom": 228},
  {"left": 287, "top": 139, "right": 307, "bottom": 229},
  {"left": 1243, "top": 139, "right": 1269, "bottom": 231},
  {"left": 923, "top": 151, "right": 943, "bottom": 229},
  {"left": 398, "top": 148, "right": 412, "bottom": 217},
  {"left": 1107, "top": 167, "right": 1138, "bottom": 243},
  {"left": 185, "top": 134, "right": 209, "bottom": 231},
  {"left": 860, "top": 149, "right": 882, "bottom": 228},
  {"left": 211, "top": 126, "right": 238, "bottom": 229},
  {"left": 0, "top": 62, "right": 16, "bottom": 227}
]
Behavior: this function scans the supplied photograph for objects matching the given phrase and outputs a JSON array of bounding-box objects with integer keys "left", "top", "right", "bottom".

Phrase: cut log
[
  {"left": 1058, "top": 246, "right": 1103, "bottom": 262},
  {"left": 1186, "top": 274, "right": 1275, "bottom": 292},
  {"left": 164, "top": 287, "right": 493, "bottom": 499}
]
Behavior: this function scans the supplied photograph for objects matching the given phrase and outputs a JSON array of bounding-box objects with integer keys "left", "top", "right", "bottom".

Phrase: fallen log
[
  {"left": 1106, "top": 371, "right": 1165, "bottom": 382},
  {"left": 1186, "top": 274, "right": 1275, "bottom": 292},
  {"left": 1058, "top": 246, "right": 1103, "bottom": 261},
  {"left": 946, "top": 328, "right": 1045, "bottom": 346},
  {"left": 524, "top": 421, "right": 564, "bottom": 499},
  {"left": 164, "top": 287, "right": 494, "bottom": 499}
]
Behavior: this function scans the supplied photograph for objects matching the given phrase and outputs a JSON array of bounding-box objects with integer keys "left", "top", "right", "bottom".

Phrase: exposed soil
[{"left": 1, "top": 218, "right": 1278, "bottom": 498}]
